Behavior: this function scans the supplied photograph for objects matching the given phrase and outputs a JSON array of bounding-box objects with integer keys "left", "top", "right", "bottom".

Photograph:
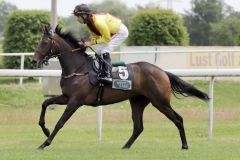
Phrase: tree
[
  {"left": 237, "top": 34, "right": 240, "bottom": 46},
  {"left": 209, "top": 15, "right": 240, "bottom": 46},
  {"left": 0, "top": 0, "right": 17, "bottom": 37},
  {"left": 62, "top": 16, "right": 89, "bottom": 40},
  {"left": 127, "top": 9, "right": 189, "bottom": 46},
  {"left": 184, "top": 0, "right": 224, "bottom": 45},
  {"left": 89, "top": 0, "right": 135, "bottom": 27},
  {"left": 3, "top": 10, "right": 51, "bottom": 69}
]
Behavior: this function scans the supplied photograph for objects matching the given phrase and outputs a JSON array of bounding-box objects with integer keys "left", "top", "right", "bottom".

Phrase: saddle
[
  {"left": 89, "top": 59, "right": 134, "bottom": 90},
  {"left": 89, "top": 58, "right": 134, "bottom": 104}
]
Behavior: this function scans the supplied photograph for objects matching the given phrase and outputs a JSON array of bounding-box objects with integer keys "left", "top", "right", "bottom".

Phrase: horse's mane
[{"left": 54, "top": 25, "right": 86, "bottom": 52}]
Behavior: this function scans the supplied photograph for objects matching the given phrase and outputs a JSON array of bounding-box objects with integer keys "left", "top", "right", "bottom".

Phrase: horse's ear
[
  {"left": 43, "top": 24, "right": 52, "bottom": 35},
  {"left": 43, "top": 27, "right": 48, "bottom": 35},
  {"left": 55, "top": 24, "right": 61, "bottom": 34}
]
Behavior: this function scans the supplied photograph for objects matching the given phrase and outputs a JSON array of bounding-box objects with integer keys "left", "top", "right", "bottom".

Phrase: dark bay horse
[{"left": 32, "top": 26, "right": 209, "bottom": 150}]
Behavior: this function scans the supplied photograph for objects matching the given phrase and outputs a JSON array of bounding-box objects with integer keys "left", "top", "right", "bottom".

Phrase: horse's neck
[{"left": 58, "top": 42, "right": 91, "bottom": 76}]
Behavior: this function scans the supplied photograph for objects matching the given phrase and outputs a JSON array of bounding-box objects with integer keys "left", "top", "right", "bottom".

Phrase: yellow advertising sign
[{"left": 187, "top": 52, "right": 240, "bottom": 68}]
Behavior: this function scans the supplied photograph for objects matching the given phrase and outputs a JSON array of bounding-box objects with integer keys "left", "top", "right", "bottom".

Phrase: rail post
[
  {"left": 97, "top": 106, "right": 103, "bottom": 143},
  {"left": 208, "top": 76, "right": 215, "bottom": 140},
  {"left": 19, "top": 54, "right": 25, "bottom": 87}
]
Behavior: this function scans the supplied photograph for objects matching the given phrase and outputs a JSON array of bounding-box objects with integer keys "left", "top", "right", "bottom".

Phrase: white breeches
[{"left": 96, "top": 24, "right": 129, "bottom": 54}]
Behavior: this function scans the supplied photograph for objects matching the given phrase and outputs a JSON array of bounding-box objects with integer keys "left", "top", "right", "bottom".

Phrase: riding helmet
[{"left": 73, "top": 4, "right": 91, "bottom": 16}]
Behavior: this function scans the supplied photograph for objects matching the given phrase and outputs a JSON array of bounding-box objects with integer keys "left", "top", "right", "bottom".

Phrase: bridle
[
  {"left": 36, "top": 33, "right": 89, "bottom": 79},
  {"left": 41, "top": 35, "right": 61, "bottom": 65},
  {"left": 40, "top": 34, "right": 89, "bottom": 65}
]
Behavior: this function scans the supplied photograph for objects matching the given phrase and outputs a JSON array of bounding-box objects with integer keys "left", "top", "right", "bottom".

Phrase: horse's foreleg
[
  {"left": 37, "top": 99, "right": 81, "bottom": 150},
  {"left": 39, "top": 95, "right": 69, "bottom": 137},
  {"left": 122, "top": 96, "right": 149, "bottom": 149}
]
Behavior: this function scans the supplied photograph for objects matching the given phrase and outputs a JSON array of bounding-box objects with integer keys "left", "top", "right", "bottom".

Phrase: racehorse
[{"left": 32, "top": 25, "right": 209, "bottom": 150}]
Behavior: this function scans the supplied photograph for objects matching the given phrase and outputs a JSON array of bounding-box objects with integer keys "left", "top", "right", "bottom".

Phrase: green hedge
[
  {"left": 127, "top": 9, "right": 189, "bottom": 46},
  {"left": 0, "top": 42, "right": 2, "bottom": 52},
  {"left": 3, "top": 10, "right": 51, "bottom": 69}
]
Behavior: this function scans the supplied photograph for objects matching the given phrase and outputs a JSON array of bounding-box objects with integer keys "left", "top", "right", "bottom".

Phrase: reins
[{"left": 71, "top": 48, "right": 81, "bottom": 52}]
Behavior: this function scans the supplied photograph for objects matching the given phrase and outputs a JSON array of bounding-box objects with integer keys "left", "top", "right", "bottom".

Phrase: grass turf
[{"left": 0, "top": 81, "right": 240, "bottom": 160}]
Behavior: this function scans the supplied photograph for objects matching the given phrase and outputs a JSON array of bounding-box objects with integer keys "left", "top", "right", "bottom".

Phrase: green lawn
[
  {"left": 0, "top": 110, "right": 239, "bottom": 160},
  {"left": 0, "top": 81, "right": 240, "bottom": 160}
]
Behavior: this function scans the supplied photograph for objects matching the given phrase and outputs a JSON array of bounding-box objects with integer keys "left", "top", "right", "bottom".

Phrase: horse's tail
[{"left": 165, "top": 71, "right": 209, "bottom": 101}]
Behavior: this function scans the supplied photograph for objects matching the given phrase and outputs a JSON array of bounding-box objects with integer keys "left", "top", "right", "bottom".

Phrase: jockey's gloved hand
[{"left": 80, "top": 38, "right": 91, "bottom": 48}]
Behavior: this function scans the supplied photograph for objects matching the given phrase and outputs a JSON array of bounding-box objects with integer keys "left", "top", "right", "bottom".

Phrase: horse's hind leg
[
  {"left": 152, "top": 100, "right": 188, "bottom": 149},
  {"left": 122, "top": 95, "right": 149, "bottom": 149},
  {"left": 39, "top": 95, "right": 69, "bottom": 137}
]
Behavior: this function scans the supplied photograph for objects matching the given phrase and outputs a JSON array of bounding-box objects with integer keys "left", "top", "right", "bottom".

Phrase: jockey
[{"left": 73, "top": 4, "right": 129, "bottom": 83}]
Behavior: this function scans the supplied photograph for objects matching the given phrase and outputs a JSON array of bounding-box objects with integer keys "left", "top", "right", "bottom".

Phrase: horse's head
[
  {"left": 32, "top": 25, "right": 87, "bottom": 68},
  {"left": 32, "top": 25, "right": 61, "bottom": 68}
]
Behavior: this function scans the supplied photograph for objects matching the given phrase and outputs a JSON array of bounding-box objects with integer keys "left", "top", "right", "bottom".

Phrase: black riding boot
[{"left": 99, "top": 52, "right": 112, "bottom": 83}]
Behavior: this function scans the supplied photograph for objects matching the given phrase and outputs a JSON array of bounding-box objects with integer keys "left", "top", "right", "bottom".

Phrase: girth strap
[
  {"left": 96, "top": 83, "right": 105, "bottom": 105},
  {"left": 62, "top": 72, "right": 88, "bottom": 79}
]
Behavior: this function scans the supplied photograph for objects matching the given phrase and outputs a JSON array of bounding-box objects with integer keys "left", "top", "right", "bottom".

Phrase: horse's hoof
[
  {"left": 182, "top": 145, "right": 189, "bottom": 150},
  {"left": 122, "top": 145, "right": 130, "bottom": 149},
  {"left": 37, "top": 144, "right": 45, "bottom": 150}
]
